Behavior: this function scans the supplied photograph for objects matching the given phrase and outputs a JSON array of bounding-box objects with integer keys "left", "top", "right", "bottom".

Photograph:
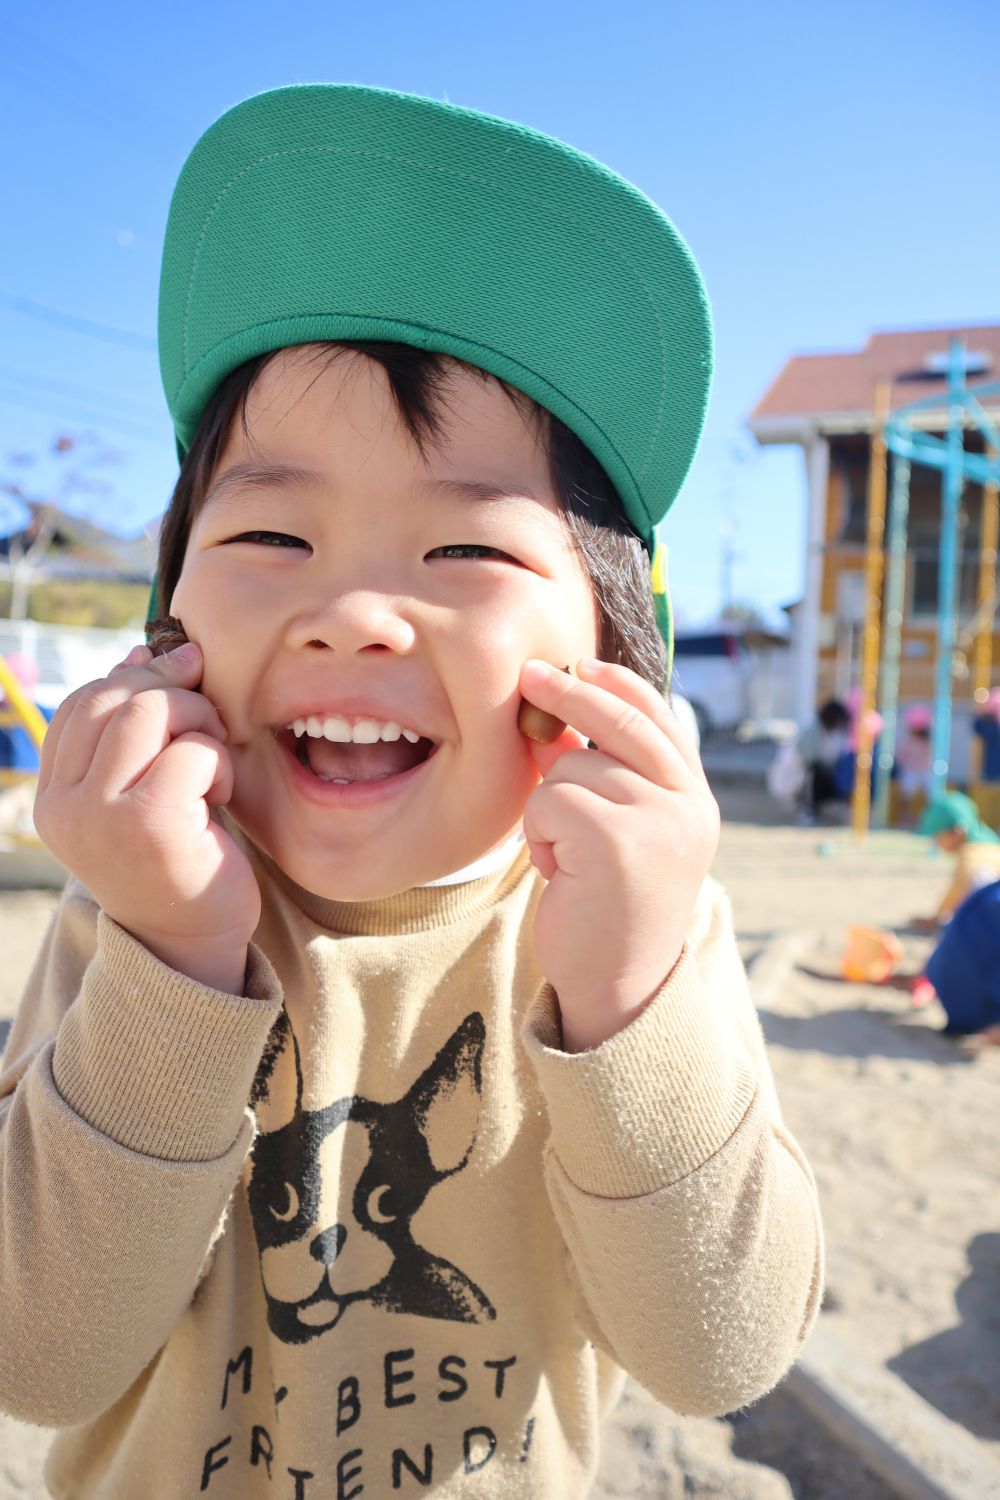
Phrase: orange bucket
[{"left": 841, "top": 925, "right": 903, "bottom": 983}]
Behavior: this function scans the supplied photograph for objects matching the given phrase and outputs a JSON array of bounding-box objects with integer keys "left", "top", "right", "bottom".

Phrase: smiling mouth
[{"left": 277, "top": 724, "right": 437, "bottom": 785}]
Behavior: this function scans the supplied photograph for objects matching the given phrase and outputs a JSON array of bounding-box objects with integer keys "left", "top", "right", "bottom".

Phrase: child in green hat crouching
[
  {"left": 0, "top": 87, "right": 821, "bottom": 1498},
  {"left": 914, "top": 789, "right": 1000, "bottom": 928}
]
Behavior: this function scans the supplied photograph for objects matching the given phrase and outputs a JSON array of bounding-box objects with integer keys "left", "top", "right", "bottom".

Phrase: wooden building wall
[{"left": 814, "top": 434, "right": 1000, "bottom": 712}]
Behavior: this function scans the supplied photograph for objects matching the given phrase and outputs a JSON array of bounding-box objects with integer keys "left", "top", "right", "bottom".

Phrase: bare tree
[{"left": 0, "top": 433, "right": 119, "bottom": 620}]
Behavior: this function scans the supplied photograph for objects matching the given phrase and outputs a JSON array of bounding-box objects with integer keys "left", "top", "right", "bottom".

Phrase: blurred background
[{"left": 1, "top": 3, "right": 999, "bottom": 1497}]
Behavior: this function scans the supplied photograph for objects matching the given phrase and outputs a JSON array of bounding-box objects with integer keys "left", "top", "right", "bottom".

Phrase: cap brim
[{"left": 158, "top": 84, "right": 712, "bottom": 545}]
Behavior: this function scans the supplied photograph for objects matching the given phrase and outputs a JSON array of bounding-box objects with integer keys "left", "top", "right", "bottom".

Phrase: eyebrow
[
  {"left": 201, "top": 461, "right": 322, "bottom": 512},
  {"left": 424, "top": 477, "right": 542, "bottom": 506},
  {"left": 201, "top": 463, "right": 543, "bottom": 513}
]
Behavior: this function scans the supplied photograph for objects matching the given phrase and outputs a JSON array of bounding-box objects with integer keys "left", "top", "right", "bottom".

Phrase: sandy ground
[{"left": 0, "top": 779, "right": 997, "bottom": 1497}]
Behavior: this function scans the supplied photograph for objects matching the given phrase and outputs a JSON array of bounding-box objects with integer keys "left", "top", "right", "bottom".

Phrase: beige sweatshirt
[{"left": 0, "top": 842, "right": 822, "bottom": 1499}]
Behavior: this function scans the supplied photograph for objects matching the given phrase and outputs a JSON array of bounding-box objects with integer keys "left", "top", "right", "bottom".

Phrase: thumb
[{"left": 151, "top": 640, "right": 202, "bottom": 673}]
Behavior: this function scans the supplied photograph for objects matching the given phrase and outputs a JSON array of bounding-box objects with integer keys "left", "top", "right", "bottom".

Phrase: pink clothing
[{"left": 894, "top": 732, "right": 933, "bottom": 777}]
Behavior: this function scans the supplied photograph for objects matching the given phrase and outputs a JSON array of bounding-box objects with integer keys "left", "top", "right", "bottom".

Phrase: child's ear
[{"left": 404, "top": 1014, "right": 486, "bottom": 1177}]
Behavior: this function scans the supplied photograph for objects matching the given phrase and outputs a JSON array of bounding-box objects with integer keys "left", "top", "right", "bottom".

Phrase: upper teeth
[{"left": 290, "top": 716, "right": 421, "bottom": 745}]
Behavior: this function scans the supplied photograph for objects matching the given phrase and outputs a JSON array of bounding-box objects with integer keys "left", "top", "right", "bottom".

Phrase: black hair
[
  {"left": 818, "top": 699, "right": 850, "bottom": 731},
  {"left": 157, "top": 342, "right": 667, "bottom": 690}
]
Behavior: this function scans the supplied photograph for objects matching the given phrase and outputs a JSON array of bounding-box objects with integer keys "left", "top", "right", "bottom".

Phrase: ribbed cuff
[
  {"left": 52, "top": 914, "right": 283, "bottom": 1162},
  {"left": 521, "top": 943, "right": 758, "bottom": 1199}
]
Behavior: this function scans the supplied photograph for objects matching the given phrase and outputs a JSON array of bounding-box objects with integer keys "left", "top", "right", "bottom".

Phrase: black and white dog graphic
[{"left": 248, "top": 1010, "right": 495, "bottom": 1344}]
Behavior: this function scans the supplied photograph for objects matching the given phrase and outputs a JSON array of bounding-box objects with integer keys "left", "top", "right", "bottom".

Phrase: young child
[
  {"left": 791, "top": 697, "right": 850, "bottom": 824},
  {"left": 893, "top": 704, "right": 934, "bottom": 827},
  {"left": 972, "top": 688, "right": 1000, "bottom": 830},
  {"left": 0, "top": 86, "right": 822, "bottom": 1498},
  {"left": 915, "top": 790, "right": 1000, "bottom": 927},
  {"left": 921, "top": 881, "right": 1000, "bottom": 1044}
]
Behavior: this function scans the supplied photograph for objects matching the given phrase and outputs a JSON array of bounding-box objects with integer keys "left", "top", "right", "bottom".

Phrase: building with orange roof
[{"left": 748, "top": 325, "right": 1000, "bottom": 778}]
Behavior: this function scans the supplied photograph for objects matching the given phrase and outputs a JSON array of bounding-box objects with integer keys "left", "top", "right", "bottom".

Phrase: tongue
[{"left": 305, "top": 736, "right": 425, "bottom": 783}]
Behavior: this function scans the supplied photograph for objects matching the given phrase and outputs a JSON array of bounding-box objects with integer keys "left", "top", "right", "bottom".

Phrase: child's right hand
[{"left": 33, "top": 641, "right": 260, "bottom": 994}]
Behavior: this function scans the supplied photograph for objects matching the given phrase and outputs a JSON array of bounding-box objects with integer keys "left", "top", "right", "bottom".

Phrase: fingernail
[
  {"left": 123, "top": 644, "right": 148, "bottom": 666},
  {"left": 168, "top": 642, "right": 199, "bottom": 662},
  {"left": 521, "top": 660, "right": 552, "bottom": 685},
  {"left": 579, "top": 657, "right": 603, "bottom": 673}
]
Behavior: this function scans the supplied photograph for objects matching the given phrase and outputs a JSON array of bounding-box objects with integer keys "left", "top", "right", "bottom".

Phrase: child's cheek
[{"left": 168, "top": 575, "right": 249, "bottom": 731}]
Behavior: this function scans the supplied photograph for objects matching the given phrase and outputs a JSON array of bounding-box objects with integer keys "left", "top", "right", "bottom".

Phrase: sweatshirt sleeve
[
  {"left": 0, "top": 881, "right": 283, "bottom": 1427},
  {"left": 520, "top": 877, "right": 824, "bottom": 1418}
]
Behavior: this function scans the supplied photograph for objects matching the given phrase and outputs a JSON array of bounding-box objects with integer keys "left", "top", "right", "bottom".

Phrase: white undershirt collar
[{"left": 420, "top": 829, "right": 527, "bottom": 887}]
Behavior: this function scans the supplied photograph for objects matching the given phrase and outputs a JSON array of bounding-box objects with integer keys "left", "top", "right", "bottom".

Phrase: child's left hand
[{"left": 519, "top": 657, "right": 720, "bottom": 1053}]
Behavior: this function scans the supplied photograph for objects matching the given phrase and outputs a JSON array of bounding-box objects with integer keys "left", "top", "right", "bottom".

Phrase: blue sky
[{"left": 1, "top": 0, "right": 997, "bottom": 625}]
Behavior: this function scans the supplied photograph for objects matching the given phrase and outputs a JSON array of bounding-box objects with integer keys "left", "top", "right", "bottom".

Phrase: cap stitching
[{"left": 179, "top": 144, "right": 681, "bottom": 492}]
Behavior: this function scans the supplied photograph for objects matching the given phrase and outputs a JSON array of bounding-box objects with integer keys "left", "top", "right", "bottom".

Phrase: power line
[
  {"left": 0, "top": 292, "right": 156, "bottom": 351},
  {"left": 0, "top": 384, "right": 167, "bottom": 443},
  {"left": 0, "top": 362, "right": 164, "bottom": 420}
]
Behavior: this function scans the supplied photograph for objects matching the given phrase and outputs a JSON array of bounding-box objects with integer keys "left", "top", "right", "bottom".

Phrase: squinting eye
[
  {"left": 226, "top": 531, "right": 309, "bottom": 549},
  {"left": 427, "top": 544, "right": 515, "bottom": 562}
]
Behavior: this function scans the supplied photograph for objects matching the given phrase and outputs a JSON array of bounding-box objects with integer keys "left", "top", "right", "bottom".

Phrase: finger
[
  {"left": 525, "top": 837, "right": 558, "bottom": 880},
  {"left": 523, "top": 780, "right": 617, "bottom": 874},
  {"left": 519, "top": 658, "right": 694, "bottom": 789},
  {"left": 49, "top": 644, "right": 207, "bottom": 788},
  {"left": 89, "top": 687, "right": 229, "bottom": 794},
  {"left": 127, "top": 732, "right": 233, "bottom": 814},
  {"left": 109, "top": 644, "right": 153, "bottom": 674},
  {"left": 530, "top": 746, "right": 648, "bottom": 804},
  {"left": 585, "top": 659, "right": 706, "bottom": 780},
  {"left": 37, "top": 676, "right": 109, "bottom": 794}
]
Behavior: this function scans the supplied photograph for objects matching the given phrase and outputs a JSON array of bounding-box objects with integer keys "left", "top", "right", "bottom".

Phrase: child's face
[{"left": 171, "top": 348, "right": 599, "bottom": 899}]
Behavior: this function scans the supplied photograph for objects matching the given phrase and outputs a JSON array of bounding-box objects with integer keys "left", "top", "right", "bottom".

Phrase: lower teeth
[{"left": 315, "top": 772, "right": 394, "bottom": 784}]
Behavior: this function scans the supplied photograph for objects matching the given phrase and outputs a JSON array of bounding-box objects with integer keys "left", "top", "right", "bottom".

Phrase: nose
[
  {"left": 284, "top": 586, "right": 417, "bottom": 656},
  {"left": 310, "top": 1223, "right": 347, "bottom": 1266}
]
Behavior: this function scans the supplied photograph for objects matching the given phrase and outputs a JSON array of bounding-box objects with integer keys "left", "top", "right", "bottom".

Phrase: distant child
[
  {"left": 972, "top": 688, "right": 1000, "bottom": 783},
  {"left": 921, "top": 880, "right": 1000, "bottom": 1044},
  {"left": 834, "top": 686, "right": 883, "bottom": 803},
  {"left": 914, "top": 790, "right": 1000, "bottom": 928},
  {"left": 792, "top": 697, "right": 850, "bottom": 824},
  {"left": 971, "top": 689, "right": 1000, "bottom": 831},
  {"left": 0, "top": 87, "right": 822, "bottom": 1498},
  {"left": 893, "top": 704, "right": 934, "bottom": 826}
]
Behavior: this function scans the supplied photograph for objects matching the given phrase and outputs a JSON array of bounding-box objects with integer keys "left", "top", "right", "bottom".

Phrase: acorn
[
  {"left": 517, "top": 701, "right": 566, "bottom": 744},
  {"left": 518, "top": 664, "right": 570, "bottom": 744},
  {"left": 145, "top": 615, "right": 190, "bottom": 657}
]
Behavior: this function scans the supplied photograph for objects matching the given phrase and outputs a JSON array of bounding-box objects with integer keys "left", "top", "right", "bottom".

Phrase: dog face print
[{"left": 248, "top": 1011, "right": 495, "bottom": 1344}]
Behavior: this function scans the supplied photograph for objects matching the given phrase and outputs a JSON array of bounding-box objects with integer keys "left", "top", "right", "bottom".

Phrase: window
[
  {"left": 835, "top": 453, "right": 870, "bottom": 544},
  {"left": 909, "top": 536, "right": 990, "bottom": 619}
]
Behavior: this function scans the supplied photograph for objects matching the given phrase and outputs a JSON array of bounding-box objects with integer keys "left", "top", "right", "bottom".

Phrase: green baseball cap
[
  {"left": 918, "top": 791, "right": 1000, "bottom": 844},
  {"left": 158, "top": 83, "right": 712, "bottom": 553}
]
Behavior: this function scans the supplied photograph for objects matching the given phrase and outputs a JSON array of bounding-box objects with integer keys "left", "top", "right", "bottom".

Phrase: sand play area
[{"left": 0, "top": 779, "right": 998, "bottom": 1497}]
